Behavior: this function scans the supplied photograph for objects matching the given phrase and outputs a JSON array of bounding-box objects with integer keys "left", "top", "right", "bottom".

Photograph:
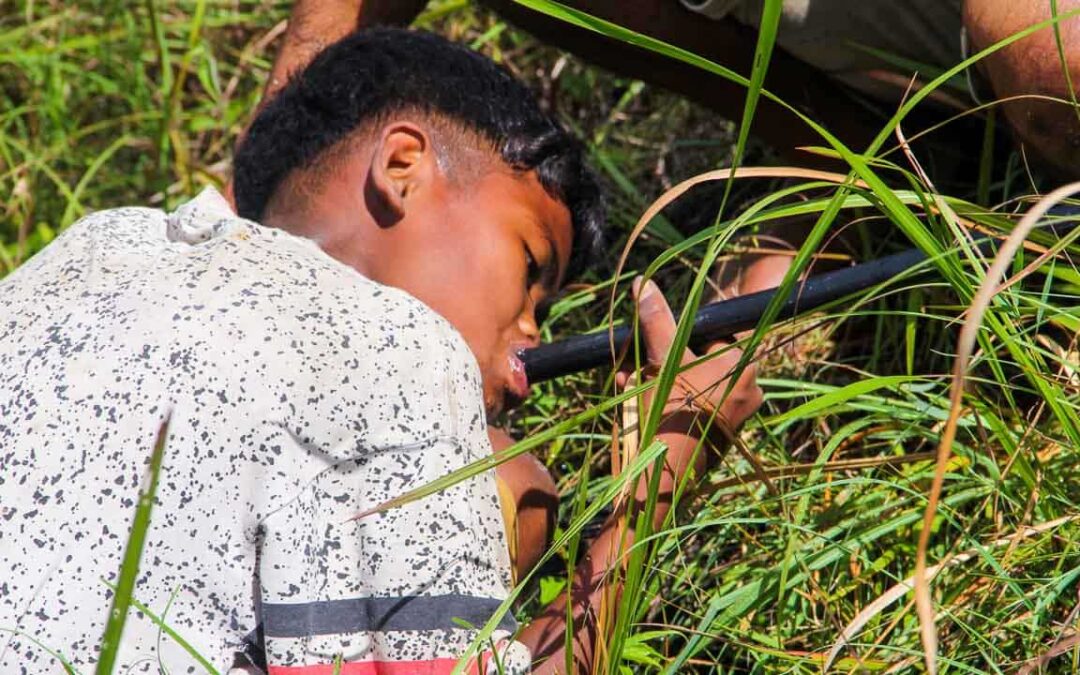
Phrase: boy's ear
[{"left": 365, "top": 122, "right": 435, "bottom": 226}]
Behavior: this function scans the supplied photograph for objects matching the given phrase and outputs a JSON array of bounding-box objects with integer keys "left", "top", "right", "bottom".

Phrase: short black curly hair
[{"left": 233, "top": 27, "right": 605, "bottom": 278}]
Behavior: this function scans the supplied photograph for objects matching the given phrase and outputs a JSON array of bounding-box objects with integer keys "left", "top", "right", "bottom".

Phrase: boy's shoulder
[
  {"left": 17, "top": 187, "right": 458, "bottom": 342},
  {"left": 162, "top": 189, "right": 482, "bottom": 394},
  {"left": 4, "top": 187, "right": 483, "bottom": 432},
  {"left": 2, "top": 188, "right": 486, "bottom": 458},
  {"left": 168, "top": 196, "right": 488, "bottom": 453}
]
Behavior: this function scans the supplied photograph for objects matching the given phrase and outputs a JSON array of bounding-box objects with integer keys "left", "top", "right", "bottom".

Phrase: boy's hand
[
  {"left": 625, "top": 277, "right": 762, "bottom": 469},
  {"left": 520, "top": 279, "right": 761, "bottom": 671}
]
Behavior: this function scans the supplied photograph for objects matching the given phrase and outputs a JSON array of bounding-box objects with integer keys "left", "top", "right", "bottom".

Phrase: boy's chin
[{"left": 482, "top": 389, "right": 502, "bottom": 423}]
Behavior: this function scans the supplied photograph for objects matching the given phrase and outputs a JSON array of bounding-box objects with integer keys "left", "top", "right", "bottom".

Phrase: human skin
[
  {"left": 259, "top": 104, "right": 763, "bottom": 675},
  {"left": 252, "top": 3, "right": 763, "bottom": 671},
  {"left": 252, "top": 9, "right": 1080, "bottom": 668},
  {"left": 483, "top": 0, "right": 1080, "bottom": 180},
  {"left": 964, "top": 0, "right": 1080, "bottom": 179},
  {"left": 263, "top": 125, "right": 570, "bottom": 418},
  {"left": 488, "top": 426, "right": 559, "bottom": 578},
  {"left": 290, "top": 0, "right": 1080, "bottom": 181},
  {"left": 259, "top": 0, "right": 428, "bottom": 106},
  {"left": 519, "top": 279, "right": 762, "bottom": 672},
  {"left": 255, "top": 0, "right": 880, "bottom": 168}
]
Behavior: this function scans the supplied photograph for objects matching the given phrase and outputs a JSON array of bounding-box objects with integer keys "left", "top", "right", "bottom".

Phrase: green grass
[
  {"left": 95, "top": 420, "right": 171, "bottom": 675},
  {"left": 5, "top": 0, "right": 1080, "bottom": 673}
]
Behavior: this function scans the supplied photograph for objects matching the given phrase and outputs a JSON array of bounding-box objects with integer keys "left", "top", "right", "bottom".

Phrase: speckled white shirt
[{"left": 0, "top": 188, "right": 529, "bottom": 674}]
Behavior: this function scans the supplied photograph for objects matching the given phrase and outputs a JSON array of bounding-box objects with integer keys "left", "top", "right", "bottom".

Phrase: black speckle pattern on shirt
[{"left": 0, "top": 189, "right": 527, "bottom": 673}]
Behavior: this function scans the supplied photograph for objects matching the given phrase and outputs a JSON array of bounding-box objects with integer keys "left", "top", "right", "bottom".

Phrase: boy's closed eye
[
  {"left": 534, "top": 297, "right": 554, "bottom": 326},
  {"left": 524, "top": 240, "right": 563, "bottom": 325},
  {"left": 524, "top": 247, "right": 542, "bottom": 287},
  {"left": 527, "top": 232, "right": 564, "bottom": 291}
]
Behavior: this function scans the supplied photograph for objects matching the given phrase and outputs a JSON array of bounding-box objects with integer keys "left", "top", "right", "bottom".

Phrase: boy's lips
[{"left": 506, "top": 351, "right": 531, "bottom": 403}]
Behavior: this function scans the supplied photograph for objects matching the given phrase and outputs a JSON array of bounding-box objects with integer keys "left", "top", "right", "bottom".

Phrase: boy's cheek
[{"left": 461, "top": 249, "right": 530, "bottom": 328}]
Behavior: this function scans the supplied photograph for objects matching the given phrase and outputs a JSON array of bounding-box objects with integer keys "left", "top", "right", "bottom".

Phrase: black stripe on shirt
[{"left": 261, "top": 594, "right": 517, "bottom": 638}]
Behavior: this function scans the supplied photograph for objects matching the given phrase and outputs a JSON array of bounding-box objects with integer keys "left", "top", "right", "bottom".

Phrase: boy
[{"left": 0, "top": 27, "right": 760, "bottom": 675}]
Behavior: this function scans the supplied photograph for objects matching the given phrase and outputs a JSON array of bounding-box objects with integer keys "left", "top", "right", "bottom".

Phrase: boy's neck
[{"left": 262, "top": 161, "right": 382, "bottom": 280}]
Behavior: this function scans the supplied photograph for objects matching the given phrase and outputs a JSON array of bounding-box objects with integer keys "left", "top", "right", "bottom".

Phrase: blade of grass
[
  {"left": 94, "top": 416, "right": 170, "bottom": 675},
  {"left": 97, "top": 585, "right": 222, "bottom": 675},
  {"left": 0, "top": 628, "right": 78, "bottom": 674},
  {"left": 714, "top": 0, "right": 782, "bottom": 222},
  {"left": 447, "top": 438, "right": 673, "bottom": 675},
  {"left": 826, "top": 514, "right": 1080, "bottom": 670},
  {"left": 1050, "top": 0, "right": 1080, "bottom": 127}
]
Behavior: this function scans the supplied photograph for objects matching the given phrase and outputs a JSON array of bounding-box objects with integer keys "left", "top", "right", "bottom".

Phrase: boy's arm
[
  {"left": 519, "top": 279, "right": 762, "bottom": 673},
  {"left": 492, "top": 427, "right": 560, "bottom": 583}
]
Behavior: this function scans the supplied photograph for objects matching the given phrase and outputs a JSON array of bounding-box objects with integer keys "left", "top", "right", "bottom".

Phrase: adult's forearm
[
  {"left": 358, "top": 0, "right": 430, "bottom": 27},
  {"left": 264, "top": 0, "right": 428, "bottom": 103},
  {"left": 264, "top": 0, "right": 362, "bottom": 102}
]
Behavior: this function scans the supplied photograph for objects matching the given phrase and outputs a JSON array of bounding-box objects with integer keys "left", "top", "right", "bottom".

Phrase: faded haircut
[{"left": 233, "top": 27, "right": 605, "bottom": 278}]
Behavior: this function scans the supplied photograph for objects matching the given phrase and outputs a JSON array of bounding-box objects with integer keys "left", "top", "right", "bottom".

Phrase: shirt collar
[{"left": 166, "top": 186, "right": 241, "bottom": 245}]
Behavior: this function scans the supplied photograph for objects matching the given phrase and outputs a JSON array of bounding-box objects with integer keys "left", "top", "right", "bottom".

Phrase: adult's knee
[{"left": 965, "top": 0, "right": 1080, "bottom": 176}]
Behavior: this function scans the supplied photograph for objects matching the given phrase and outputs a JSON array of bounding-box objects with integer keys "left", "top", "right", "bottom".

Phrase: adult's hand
[{"left": 263, "top": 0, "right": 429, "bottom": 104}]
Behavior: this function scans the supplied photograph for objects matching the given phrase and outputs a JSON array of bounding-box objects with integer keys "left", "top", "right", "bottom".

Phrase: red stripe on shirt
[{"left": 269, "top": 657, "right": 483, "bottom": 675}]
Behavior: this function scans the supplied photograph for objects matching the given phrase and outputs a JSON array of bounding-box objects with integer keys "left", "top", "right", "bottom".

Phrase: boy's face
[
  {"left": 408, "top": 170, "right": 571, "bottom": 418},
  {"left": 366, "top": 152, "right": 573, "bottom": 419},
  {"left": 278, "top": 122, "right": 574, "bottom": 419}
]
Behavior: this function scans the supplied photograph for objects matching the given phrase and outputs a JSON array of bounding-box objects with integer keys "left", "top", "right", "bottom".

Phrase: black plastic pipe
[{"left": 520, "top": 244, "right": 944, "bottom": 384}]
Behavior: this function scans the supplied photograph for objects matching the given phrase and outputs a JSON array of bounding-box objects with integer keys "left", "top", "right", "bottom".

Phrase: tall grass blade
[
  {"left": 1050, "top": 0, "right": 1080, "bottom": 126},
  {"left": 99, "top": 590, "right": 221, "bottom": 675},
  {"left": 94, "top": 416, "right": 170, "bottom": 675},
  {"left": 719, "top": 0, "right": 782, "bottom": 216}
]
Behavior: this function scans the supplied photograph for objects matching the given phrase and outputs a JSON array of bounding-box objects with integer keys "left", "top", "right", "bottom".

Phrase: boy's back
[{"left": 0, "top": 188, "right": 526, "bottom": 672}]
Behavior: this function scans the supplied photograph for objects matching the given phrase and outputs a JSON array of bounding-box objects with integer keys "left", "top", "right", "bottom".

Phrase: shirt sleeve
[{"left": 252, "top": 298, "right": 530, "bottom": 674}]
